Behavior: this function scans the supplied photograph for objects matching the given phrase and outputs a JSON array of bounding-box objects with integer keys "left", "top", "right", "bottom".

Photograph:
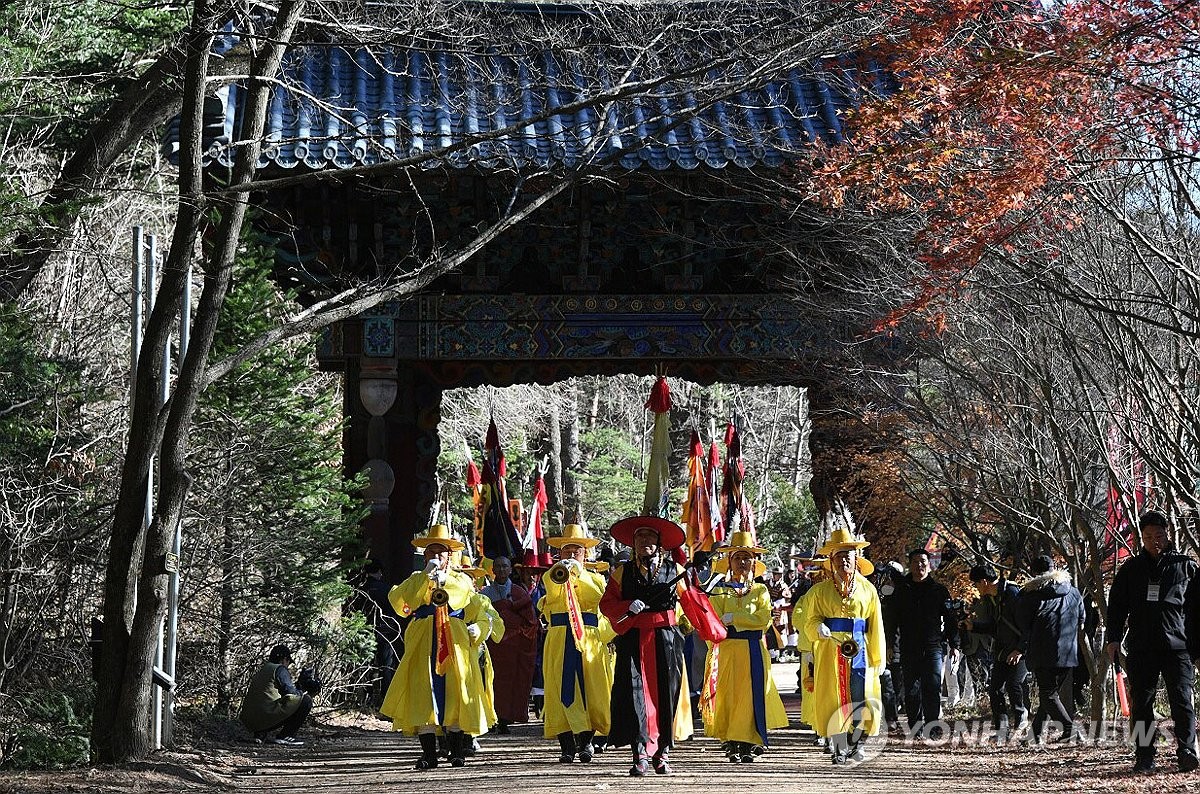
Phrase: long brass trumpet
[
  {"left": 839, "top": 638, "right": 860, "bottom": 660},
  {"left": 548, "top": 562, "right": 571, "bottom": 585},
  {"left": 430, "top": 586, "right": 450, "bottom": 607}
]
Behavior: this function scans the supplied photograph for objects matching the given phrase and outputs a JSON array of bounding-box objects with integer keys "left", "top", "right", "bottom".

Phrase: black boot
[
  {"left": 576, "top": 731, "right": 595, "bottom": 762},
  {"left": 448, "top": 730, "right": 466, "bottom": 767},
  {"left": 533, "top": 694, "right": 544, "bottom": 716},
  {"left": 557, "top": 731, "right": 575, "bottom": 763},
  {"left": 415, "top": 733, "right": 438, "bottom": 770},
  {"left": 652, "top": 748, "right": 672, "bottom": 775},
  {"left": 629, "top": 746, "right": 650, "bottom": 777}
]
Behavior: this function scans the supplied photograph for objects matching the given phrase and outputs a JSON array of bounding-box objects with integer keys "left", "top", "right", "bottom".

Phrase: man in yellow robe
[
  {"left": 791, "top": 562, "right": 826, "bottom": 732},
  {"left": 540, "top": 524, "right": 613, "bottom": 763},
  {"left": 703, "top": 531, "right": 789, "bottom": 762},
  {"left": 458, "top": 554, "right": 502, "bottom": 755},
  {"left": 379, "top": 525, "right": 491, "bottom": 770},
  {"left": 803, "top": 527, "right": 885, "bottom": 765}
]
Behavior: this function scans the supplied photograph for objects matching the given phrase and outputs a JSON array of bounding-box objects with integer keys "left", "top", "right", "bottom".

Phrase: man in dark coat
[
  {"left": 1106, "top": 510, "right": 1200, "bottom": 774},
  {"left": 600, "top": 516, "right": 691, "bottom": 777},
  {"left": 892, "top": 548, "right": 959, "bottom": 737},
  {"left": 362, "top": 561, "right": 402, "bottom": 703},
  {"left": 1009, "top": 555, "right": 1084, "bottom": 744},
  {"left": 968, "top": 564, "right": 1029, "bottom": 741}
]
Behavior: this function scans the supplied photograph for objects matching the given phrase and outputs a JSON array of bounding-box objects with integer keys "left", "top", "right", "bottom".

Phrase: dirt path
[{"left": 4, "top": 663, "right": 1197, "bottom": 793}]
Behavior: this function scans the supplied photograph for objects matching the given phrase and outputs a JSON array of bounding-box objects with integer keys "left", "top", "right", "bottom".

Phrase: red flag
[
  {"left": 1103, "top": 423, "right": 1151, "bottom": 571},
  {"left": 524, "top": 472, "right": 553, "bottom": 567},
  {"left": 465, "top": 452, "right": 484, "bottom": 559}
]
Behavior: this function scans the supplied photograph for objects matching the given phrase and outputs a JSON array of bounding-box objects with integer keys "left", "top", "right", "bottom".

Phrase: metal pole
[
  {"left": 145, "top": 234, "right": 164, "bottom": 750},
  {"left": 130, "top": 227, "right": 143, "bottom": 410},
  {"left": 162, "top": 261, "right": 190, "bottom": 747}
]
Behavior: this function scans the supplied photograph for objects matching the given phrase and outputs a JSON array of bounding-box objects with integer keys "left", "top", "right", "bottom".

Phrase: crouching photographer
[{"left": 238, "top": 644, "right": 322, "bottom": 746}]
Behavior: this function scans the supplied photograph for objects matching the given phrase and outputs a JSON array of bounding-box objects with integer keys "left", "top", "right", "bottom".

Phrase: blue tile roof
[{"left": 170, "top": 19, "right": 895, "bottom": 173}]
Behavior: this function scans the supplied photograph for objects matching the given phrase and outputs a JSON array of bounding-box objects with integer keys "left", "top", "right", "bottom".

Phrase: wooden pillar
[
  {"left": 383, "top": 364, "right": 442, "bottom": 579},
  {"left": 806, "top": 390, "right": 850, "bottom": 519}
]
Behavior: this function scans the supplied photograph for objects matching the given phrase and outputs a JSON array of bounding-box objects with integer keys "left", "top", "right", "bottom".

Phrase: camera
[
  {"left": 297, "top": 667, "right": 323, "bottom": 696},
  {"left": 945, "top": 598, "right": 969, "bottom": 627}
]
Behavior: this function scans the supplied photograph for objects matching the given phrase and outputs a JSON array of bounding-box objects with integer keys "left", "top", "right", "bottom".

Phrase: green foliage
[
  {"left": 0, "top": 684, "right": 92, "bottom": 769},
  {"left": 187, "top": 228, "right": 370, "bottom": 699},
  {"left": 757, "top": 477, "right": 820, "bottom": 559},
  {"left": 0, "top": 303, "right": 90, "bottom": 458},
  {"left": 0, "top": 1, "right": 184, "bottom": 146},
  {"left": 0, "top": 1, "right": 186, "bottom": 240},
  {"left": 578, "top": 427, "right": 645, "bottom": 530}
]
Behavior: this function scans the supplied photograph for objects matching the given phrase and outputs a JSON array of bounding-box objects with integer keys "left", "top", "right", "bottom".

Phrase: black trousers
[
  {"left": 1031, "top": 667, "right": 1073, "bottom": 740},
  {"left": 987, "top": 653, "right": 1030, "bottom": 734},
  {"left": 267, "top": 693, "right": 312, "bottom": 738},
  {"left": 880, "top": 667, "right": 900, "bottom": 724},
  {"left": 1126, "top": 649, "right": 1198, "bottom": 764}
]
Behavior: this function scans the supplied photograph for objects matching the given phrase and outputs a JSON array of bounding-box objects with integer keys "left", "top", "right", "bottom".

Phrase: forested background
[{"left": 2, "top": 0, "right": 1198, "bottom": 770}]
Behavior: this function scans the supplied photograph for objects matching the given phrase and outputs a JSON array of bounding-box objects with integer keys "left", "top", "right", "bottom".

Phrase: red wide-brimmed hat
[{"left": 610, "top": 515, "right": 686, "bottom": 551}]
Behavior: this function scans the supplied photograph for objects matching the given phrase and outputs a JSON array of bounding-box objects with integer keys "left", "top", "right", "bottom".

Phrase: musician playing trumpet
[
  {"left": 703, "top": 531, "right": 789, "bottom": 763},
  {"left": 802, "top": 526, "right": 886, "bottom": 766},
  {"left": 380, "top": 525, "right": 490, "bottom": 770},
  {"left": 540, "top": 524, "right": 614, "bottom": 764}
]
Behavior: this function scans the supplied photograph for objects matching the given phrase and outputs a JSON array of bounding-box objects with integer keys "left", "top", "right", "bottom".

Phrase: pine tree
[{"left": 186, "top": 232, "right": 370, "bottom": 713}]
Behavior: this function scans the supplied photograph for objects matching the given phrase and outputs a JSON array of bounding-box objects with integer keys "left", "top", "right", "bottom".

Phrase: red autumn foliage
[{"left": 801, "top": 0, "right": 1199, "bottom": 325}]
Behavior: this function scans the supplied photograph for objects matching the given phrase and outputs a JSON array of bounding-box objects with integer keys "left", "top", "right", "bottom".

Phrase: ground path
[{"left": 3, "top": 664, "right": 1195, "bottom": 793}]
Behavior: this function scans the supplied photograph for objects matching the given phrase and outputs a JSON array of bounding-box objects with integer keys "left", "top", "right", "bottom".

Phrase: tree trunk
[
  {"left": 546, "top": 397, "right": 564, "bottom": 528},
  {"left": 91, "top": 0, "right": 308, "bottom": 762},
  {"left": 792, "top": 388, "right": 810, "bottom": 489},
  {"left": 561, "top": 383, "right": 582, "bottom": 523}
]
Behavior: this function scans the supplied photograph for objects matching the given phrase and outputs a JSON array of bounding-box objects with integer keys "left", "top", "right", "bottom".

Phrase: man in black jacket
[
  {"left": 1105, "top": 510, "right": 1200, "bottom": 774},
  {"left": 967, "top": 564, "right": 1029, "bottom": 741},
  {"left": 892, "top": 549, "right": 959, "bottom": 738}
]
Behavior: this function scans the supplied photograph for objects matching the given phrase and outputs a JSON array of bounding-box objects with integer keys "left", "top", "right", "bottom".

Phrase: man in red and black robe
[{"left": 600, "top": 516, "right": 692, "bottom": 776}]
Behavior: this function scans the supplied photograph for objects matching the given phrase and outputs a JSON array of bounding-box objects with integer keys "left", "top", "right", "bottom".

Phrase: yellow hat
[
  {"left": 412, "top": 524, "right": 466, "bottom": 551},
  {"left": 722, "top": 530, "right": 766, "bottom": 555},
  {"left": 712, "top": 530, "right": 767, "bottom": 577},
  {"left": 454, "top": 552, "right": 488, "bottom": 581},
  {"left": 817, "top": 526, "right": 870, "bottom": 557},
  {"left": 547, "top": 523, "right": 599, "bottom": 549},
  {"left": 585, "top": 560, "right": 610, "bottom": 573},
  {"left": 712, "top": 555, "right": 767, "bottom": 579},
  {"left": 822, "top": 555, "right": 875, "bottom": 576}
]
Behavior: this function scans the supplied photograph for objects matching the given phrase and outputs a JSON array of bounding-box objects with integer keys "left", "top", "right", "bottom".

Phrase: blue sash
[
  {"left": 726, "top": 628, "right": 769, "bottom": 746},
  {"left": 824, "top": 617, "right": 867, "bottom": 705},
  {"left": 549, "top": 612, "right": 599, "bottom": 708},
  {"left": 412, "top": 604, "right": 463, "bottom": 723}
]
